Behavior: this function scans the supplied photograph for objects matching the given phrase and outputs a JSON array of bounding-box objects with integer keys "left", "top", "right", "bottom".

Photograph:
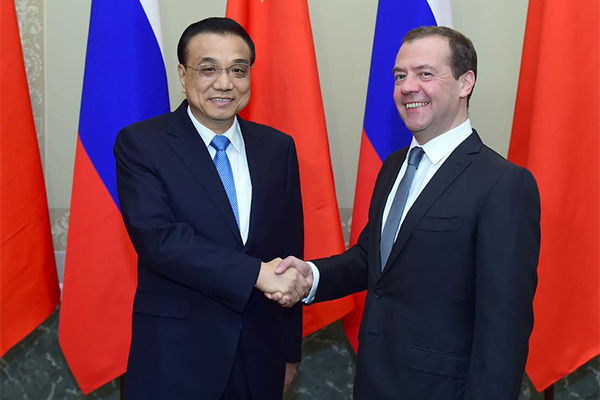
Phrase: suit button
[{"left": 374, "top": 289, "right": 383, "bottom": 299}]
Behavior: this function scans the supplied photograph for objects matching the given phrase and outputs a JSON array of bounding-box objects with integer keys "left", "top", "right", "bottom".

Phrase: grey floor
[{"left": 1, "top": 309, "right": 599, "bottom": 399}]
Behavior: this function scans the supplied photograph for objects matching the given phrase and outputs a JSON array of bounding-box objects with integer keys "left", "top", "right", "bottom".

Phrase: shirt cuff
[{"left": 302, "top": 261, "right": 320, "bottom": 304}]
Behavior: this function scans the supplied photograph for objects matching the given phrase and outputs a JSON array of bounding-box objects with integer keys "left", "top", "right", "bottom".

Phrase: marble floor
[{"left": 1, "top": 308, "right": 599, "bottom": 399}]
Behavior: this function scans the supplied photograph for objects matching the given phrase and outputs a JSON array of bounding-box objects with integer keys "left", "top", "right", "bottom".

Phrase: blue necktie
[
  {"left": 380, "top": 146, "right": 425, "bottom": 270},
  {"left": 210, "top": 135, "right": 240, "bottom": 228}
]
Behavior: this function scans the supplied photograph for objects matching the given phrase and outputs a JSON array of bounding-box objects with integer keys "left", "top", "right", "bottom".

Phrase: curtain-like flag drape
[
  {"left": 226, "top": 0, "right": 354, "bottom": 335},
  {"left": 58, "top": 0, "right": 170, "bottom": 393},
  {"left": 509, "top": 0, "right": 599, "bottom": 391},
  {"left": 0, "top": 0, "right": 60, "bottom": 357},
  {"left": 345, "top": 0, "right": 452, "bottom": 350}
]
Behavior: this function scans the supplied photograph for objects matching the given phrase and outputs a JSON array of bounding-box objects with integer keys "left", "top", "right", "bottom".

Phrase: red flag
[
  {"left": 0, "top": 0, "right": 60, "bottom": 356},
  {"left": 509, "top": 0, "right": 599, "bottom": 391},
  {"left": 226, "top": 0, "right": 354, "bottom": 335}
]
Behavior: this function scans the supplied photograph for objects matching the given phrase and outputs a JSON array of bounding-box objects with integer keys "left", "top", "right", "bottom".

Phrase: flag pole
[{"left": 544, "top": 385, "right": 554, "bottom": 400}]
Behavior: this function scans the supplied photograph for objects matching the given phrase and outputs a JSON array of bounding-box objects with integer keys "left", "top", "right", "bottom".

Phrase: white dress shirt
[
  {"left": 304, "top": 119, "right": 473, "bottom": 303},
  {"left": 187, "top": 106, "right": 252, "bottom": 244}
]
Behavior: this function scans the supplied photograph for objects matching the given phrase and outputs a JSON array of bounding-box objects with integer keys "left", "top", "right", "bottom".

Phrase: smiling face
[
  {"left": 393, "top": 35, "right": 474, "bottom": 144},
  {"left": 178, "top": 33, "right": 251, "bottom": 134}
]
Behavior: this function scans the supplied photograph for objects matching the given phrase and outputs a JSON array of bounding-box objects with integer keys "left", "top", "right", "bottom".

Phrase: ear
[
  {"left": 459, "top": 70, "right": 475, "bottom": 99},
  {"left": 177, "top": 64, "right": 187, "bottom": 93}
]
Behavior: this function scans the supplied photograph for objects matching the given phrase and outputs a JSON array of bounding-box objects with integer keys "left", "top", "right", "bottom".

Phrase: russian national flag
[
  {"left": 344, "top": 0, "right": 452, "bottom": 350},
  {"left": 58, "top": 0, "right": 170, "bottom": 393}
]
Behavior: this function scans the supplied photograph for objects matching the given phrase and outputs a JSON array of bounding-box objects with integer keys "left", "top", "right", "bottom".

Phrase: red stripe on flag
[
  {"left": 343, "top": 131, "right": 382, "bottom": 350},
  {"left": 349, "top": 131, "right": 384, "bottom": 246},
  {"left": 509, "top": 0, "right": 600, "bottom": 390},
  {"left": 59, "top": 138, "right": 137, "bottom": 393}
]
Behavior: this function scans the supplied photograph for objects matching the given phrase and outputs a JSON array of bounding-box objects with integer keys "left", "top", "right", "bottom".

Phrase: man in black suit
[
  {"left": 114, "top": 18, "right": 310, "bottom": 400},
  {"left": 272, "top": 26, "right": 540, "bottom": 399}
]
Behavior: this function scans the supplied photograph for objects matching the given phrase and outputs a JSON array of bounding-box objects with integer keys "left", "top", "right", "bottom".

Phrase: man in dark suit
[
  {"left": 114, "top": 18, "right": 310, "bottom": 400},
  {"left": 272, "top": 26, "right": 541, "bottom": 399}
]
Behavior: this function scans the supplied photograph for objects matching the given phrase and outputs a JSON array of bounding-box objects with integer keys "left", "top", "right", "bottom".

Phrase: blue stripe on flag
[
  {"left": 363, "top": 0, "right": 437, "bottom": 161},
  {"left": 79, "top": 0, "right": 170, "bottom": 209}
]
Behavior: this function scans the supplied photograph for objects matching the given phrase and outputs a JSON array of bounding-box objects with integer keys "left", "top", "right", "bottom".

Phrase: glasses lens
[
  {"left": 197, "top": 65, "right": 219, "bottom": 80},
  {"left": 193, "top": 64, "right": 250, "bottom": 80},
  {"left": 228, "top": 64, "right": 250, "bottom": 79}
]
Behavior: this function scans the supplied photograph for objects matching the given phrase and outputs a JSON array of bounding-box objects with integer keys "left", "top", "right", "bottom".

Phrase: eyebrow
[
  {"left": 415, "top": 64, "right": 438, "bottom": 72},
  {"left": 198, "top": 57, "right": 219, "bottom": 64},
  {"left": 197, "top": 57, "right": 250, "bottom": 65},
  {"left": 393, "top": 64, "right": 439, "bottom": 74}
]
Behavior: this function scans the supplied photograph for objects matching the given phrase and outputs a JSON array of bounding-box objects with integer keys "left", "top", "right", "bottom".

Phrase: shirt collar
[
  {"left": 409, "top": 119, "right": 473, "bottom": 165},
  {"left": 187, "top": 106, "right": 242, "bottom": 154}
]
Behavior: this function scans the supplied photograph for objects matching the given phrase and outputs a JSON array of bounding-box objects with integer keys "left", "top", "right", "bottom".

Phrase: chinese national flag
[
  {"left": 0, "top": 0, "right": 60, "bottom": 356},
  {"left": 226, "top": 0, "right": 355, "bottom": 335},
  {"left": 508, "top": 0, "right": 599, "bottom": 391}
]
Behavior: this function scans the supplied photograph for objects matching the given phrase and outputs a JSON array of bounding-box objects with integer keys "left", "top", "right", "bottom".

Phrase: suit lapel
[
  {"left": 163, "top": 101, "right": 243, "bottom": 244},
  {"left": 381, "top": 131, "right": 483, "bottom": 274},
  {"left": 238, "top": 118, "right": 267, "bottom": 250}
]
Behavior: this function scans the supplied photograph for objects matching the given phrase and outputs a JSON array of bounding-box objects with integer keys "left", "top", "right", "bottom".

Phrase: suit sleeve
[
  {"left": 312, "top": 222, "right": 370, "bottom": 302},
  {"left": 281, "top": 138, "right": 305, "bottom": 363},
  {"left": 114, "top": 127, "right": 261, "bottom": 314},
  {"left": 465, "top": 167, "right": 540, "bottom": 399}
]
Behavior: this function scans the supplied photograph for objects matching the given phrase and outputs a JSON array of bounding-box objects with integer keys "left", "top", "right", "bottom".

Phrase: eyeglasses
[{"left": 183, "top": 63, "right": 252, "bottom": 81}]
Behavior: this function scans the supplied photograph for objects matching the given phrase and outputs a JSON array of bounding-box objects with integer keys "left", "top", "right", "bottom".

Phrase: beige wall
[{"left": 44, "top": 0, "right": 529, "bottom": 228}]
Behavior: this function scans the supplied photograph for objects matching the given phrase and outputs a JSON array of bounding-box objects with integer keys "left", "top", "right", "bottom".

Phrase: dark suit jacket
[
  {"left": 314, "top": 131, "right": 540, "bottom": 400},
  {"left": 114, "top": 100, "right": 304, "bottom": 400}
]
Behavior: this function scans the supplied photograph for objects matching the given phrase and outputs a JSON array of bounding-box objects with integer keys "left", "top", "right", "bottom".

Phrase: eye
[
  {"left": 228, "top": 64, "right": 250, "bottom": 78},
  {"left": 199, "top": 66, "right": 217, "bottom": 73},
  {"left": 394, "top": 73, "right": 406, "bottom": 83},
  {"left": 419, "top": 71, "right": 434, "bottom": 79}
]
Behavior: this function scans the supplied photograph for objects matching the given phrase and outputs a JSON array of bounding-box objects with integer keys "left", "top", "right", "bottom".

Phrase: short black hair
[
  {"left": 403, "top": 26, "right": 477, "bottom": 104},
  {"left": 177, "top": 17, "right": 255, "bottom": 65}
]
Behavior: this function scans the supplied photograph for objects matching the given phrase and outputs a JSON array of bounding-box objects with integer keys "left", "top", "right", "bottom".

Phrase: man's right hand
[
  {"left": 255, "top": 258, "right": 310, "bottom": 307},
  {"left": 264, "top": 256, "right": 314, "bottom": 306}
]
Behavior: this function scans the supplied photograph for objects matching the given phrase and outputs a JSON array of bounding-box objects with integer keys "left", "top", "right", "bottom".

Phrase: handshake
[{"left": 256, "top": 257, "right": 313, "bottom": 307}]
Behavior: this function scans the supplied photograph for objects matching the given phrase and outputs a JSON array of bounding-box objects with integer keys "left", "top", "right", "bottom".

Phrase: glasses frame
[{"left": 183, "top": 62, "right": 252, "bottom": 81}]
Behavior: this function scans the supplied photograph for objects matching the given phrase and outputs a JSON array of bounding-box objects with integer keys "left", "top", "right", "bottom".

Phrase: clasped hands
[{"left": 255, "top": 257, "right": 313, "bottom": 308}]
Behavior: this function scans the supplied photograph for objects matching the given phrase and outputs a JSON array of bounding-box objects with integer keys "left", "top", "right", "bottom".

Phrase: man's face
[
  {"left": 178, "top": 33, "right": 251, "bottom": 134},
  {"left": 393, "top": 36, "right": 473, "bottom": 143}
]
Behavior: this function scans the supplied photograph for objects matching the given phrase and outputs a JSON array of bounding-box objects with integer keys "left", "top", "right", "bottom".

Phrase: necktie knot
[
  {"left": 211, "top": 135, "right": 231, "bottom": 152},
  {"left": 408, "top": 146, "right": 424, "bottom": 167}
]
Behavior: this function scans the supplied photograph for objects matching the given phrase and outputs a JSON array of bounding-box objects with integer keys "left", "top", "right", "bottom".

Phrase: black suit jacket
[
  {"left": 314, "top": 131, "right": 540, "bottom": 400},
  {"left": 114, "top": 101, "right": 304, "bottom": 400}
]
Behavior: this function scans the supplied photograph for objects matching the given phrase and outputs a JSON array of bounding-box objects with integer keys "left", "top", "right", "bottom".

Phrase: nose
[
  {"left": 212, "top": 69, "right": 234, "bottom": 91},
  {"left": 400, "top": 73, "right": 419, "bottom": 95}
]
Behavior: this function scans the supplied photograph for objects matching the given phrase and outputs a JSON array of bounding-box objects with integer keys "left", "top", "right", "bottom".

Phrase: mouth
[
  {"left": 209, "top": 97, "right": 234, "bottom": 104},
  {"left": 405, "top": 102, "right": 429, "bottom": 109}
]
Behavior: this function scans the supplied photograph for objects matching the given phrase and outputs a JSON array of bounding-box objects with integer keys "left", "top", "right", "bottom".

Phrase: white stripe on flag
[
  {"left": 139, "top": 0, "right": 165, "bottom": 56},
  {"left": 427, "top": 0, "right": 453, "bottom": 27}
]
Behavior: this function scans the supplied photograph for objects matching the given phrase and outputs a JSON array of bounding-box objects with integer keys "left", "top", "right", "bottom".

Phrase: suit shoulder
[
  {"left": 477, "top": 144, "right": 538, "bottom": 188},
  {"left": 479, "top": 144, "right": 530, "bottom": 173},
  {"left": 239, "top": 119, "right": 294, "bottom": 144},
  {"left": 118, "top": 111, "right": 173, "bottom": 138},
  {"left": 381, "top": 147, "right": 409, "bottom": 171}
]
